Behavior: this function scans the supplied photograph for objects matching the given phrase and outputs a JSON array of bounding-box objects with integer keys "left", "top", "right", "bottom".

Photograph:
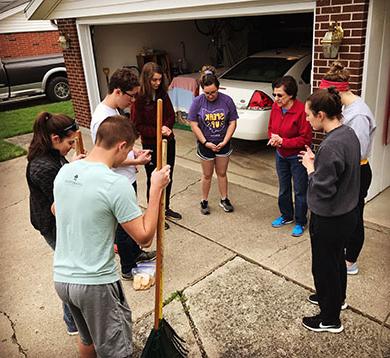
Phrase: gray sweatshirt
[
  {"left": 308, "top": 125, "right": 360, "bottom": 217},
  {"left": 342, "top": 97, "right": 376, "bottom": 160}
]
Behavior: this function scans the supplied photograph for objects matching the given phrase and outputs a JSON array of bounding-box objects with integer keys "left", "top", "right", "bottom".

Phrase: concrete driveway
[{"left": 0, "top": 127, "right": 389, "bottom": 357}]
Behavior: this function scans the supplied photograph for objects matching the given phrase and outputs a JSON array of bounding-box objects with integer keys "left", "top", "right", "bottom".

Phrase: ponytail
[
  {"left": 306, "top": 87, "right": 342, "bottom": 120},
  {"left": 27, "top": 112, "right": 77, "bottom": 161}
]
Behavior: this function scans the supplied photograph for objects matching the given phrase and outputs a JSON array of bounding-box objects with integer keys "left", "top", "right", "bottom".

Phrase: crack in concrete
[
  {"left": 133, "top": 256, "right": 237, "bottom": 326},
  {"left": 167, "top": 220, "right": 390, "bottom": 329},
  {"left": 1, "top": 196, "right": 27, "bottom": 211},
  {"left": 278, "top": 248, "right": 309, "bottom": 272},
  {"left": 180, "top": 293, "right": 208, "bottom": 358},
  {"left": 170, "top": 178, "right": 201, "bottom": 199},
  {"left": 266, "top": 238, "right": 307, "bottom": 259},
  {"left": 1, "top": 311, "right": 28, "bottom": 357}
]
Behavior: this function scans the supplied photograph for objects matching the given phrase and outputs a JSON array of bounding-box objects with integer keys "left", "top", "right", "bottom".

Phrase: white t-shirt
[{"left": 91, "top": 102, "right": 137, "bottom": 184}]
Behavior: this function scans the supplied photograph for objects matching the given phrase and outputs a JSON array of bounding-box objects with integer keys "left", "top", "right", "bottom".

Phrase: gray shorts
[{"left": 55, "top": 281, "right": 132, "bottom": 358}]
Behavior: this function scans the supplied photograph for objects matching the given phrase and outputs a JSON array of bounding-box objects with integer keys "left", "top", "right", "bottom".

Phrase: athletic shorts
[
  {"left": 196, "top": 140, "right": 233, "bottom": 161},
  {"left": 55, "top": 281, "right": 132, "bottom": 358}
]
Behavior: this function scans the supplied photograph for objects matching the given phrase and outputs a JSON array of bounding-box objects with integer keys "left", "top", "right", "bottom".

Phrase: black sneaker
[
  {"left": 219, "top": 198, "right": 234, "bottom": 212},
  {"left": 200, "top": 200, "right": 210, "bottom": 215},
  {"left": 165, "top": 208, "right": 182, "bottom": 220},
  {"left": 302, "top": 314, "right": 344, "bottom": 333},
  {"left": 121, "top": 271, "right": 133, "bottom": 281},
  {"left": 308, "top": 294, "right": 348, "bottom": 310},
  {"left": 136, "top": 250, "right": 156, "bottom": 263}
]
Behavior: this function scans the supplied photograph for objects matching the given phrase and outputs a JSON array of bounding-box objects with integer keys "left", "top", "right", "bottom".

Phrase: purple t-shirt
[{"left": 188, "top": 92, "right": 238, "bottom": 143}]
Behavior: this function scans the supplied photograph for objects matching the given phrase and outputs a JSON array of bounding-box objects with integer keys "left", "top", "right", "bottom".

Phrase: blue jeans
[
  {"left": 44, "top": 229, "right": 77, "bottom": 332},
  {"left": 115, "top": 181, "right": 142, "bottom": 274},
  {"left": 63, "top": 303, "right": 77, "bottom": 332},
  {"left": 275, "top": 151, "right": 308, "bottom": 226}
]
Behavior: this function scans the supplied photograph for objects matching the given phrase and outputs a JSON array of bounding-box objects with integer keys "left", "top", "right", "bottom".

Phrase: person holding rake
[{"left": 53, "top": 115, "right": 170, "bottom": 357}]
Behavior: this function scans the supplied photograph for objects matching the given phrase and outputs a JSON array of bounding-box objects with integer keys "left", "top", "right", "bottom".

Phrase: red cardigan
[
  {"left": 132, "top": 89, "right": 175, "bottom": 145},
  {"left": 268, "top": 99, "right": 312, "bottom": 157}
]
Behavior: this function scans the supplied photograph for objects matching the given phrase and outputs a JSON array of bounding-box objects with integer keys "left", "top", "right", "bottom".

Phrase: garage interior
[
  {"left": 91, "top": 12, "right": 314, "bottom": 99},
  {"left": 88, "top": 11, "right": 314, "bottom": 191}
]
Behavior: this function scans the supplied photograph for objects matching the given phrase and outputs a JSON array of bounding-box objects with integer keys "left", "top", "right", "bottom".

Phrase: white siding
[
  {"left": 0, "top": 10, "right": 57, "bottom": 33},
  {"left": 29, "top": 0, "right": 314, "bottom": 21},
  {"left": 362, "top": 0, "right": 390, "bottom": 198}
]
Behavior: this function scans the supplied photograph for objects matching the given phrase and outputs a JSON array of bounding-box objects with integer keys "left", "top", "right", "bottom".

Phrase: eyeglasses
[
  {"left": 272, "top": 93, "right": 284, "bottom": 98},
  {"left": 61, "top": 121, "right": 79, "bottom": 134},
  {"left": 204, "top": 90, "right": 218, "bottom": 96},
  {"left": 123, "top": 91, "right": 138, "bottom": 99}
]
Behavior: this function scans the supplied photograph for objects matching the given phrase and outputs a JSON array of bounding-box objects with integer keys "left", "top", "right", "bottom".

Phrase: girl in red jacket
[
  {"left": 268, "top": 76, "right": 312, "bottom": 237},
  {"left": 132, "top": 62, "right": 182, "bottom": 227}
]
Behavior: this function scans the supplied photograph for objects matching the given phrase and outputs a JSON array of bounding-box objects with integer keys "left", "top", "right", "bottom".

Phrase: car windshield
[{"left": 220, "top": 57, "right": 299, "bottom": 82}]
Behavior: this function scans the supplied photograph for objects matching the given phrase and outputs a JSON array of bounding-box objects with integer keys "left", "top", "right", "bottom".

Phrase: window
[
  {"left": 301, "top": 62, "right": 312, "bottom": 84},
  {"left": 220, "top": 57, "right": 298, "bottom": 83}
]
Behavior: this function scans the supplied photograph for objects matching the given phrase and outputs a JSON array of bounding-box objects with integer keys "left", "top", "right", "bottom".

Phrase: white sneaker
[{"left": 347, "top": 262, "right": 358, "bottom": 275}]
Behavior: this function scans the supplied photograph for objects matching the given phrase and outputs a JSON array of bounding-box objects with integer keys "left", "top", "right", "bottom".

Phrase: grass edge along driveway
[{"left": 0, "top": 100, "right": 74, "bottom": 162}]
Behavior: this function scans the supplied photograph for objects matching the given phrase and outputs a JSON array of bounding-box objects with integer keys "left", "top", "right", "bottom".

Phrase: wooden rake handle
[
  {"left": 75, "top": 130, "right": 85, "bottom": 156},
  {"left": 154, "top": 99, "right": 167, "bottom": 329}
]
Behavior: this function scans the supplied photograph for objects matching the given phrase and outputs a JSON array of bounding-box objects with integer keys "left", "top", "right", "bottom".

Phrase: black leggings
[
  {"left": 310, "top": 208, "right": 358, "bottom": 324},
  {"left": 143, "top": 138, "right": 176, "bottom": 210},
  {"left": 345, "top": 163, "right": 372, "bottom": 263}
]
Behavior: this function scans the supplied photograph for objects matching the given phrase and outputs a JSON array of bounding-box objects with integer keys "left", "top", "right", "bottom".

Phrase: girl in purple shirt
[{"left": 188, "top": 65, "right": 238, "bottom": 214}]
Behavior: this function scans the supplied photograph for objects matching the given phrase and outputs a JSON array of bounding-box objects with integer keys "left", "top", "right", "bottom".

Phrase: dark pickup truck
[{"left": 0, "top": 53, "right": 70, "bottom": 103}]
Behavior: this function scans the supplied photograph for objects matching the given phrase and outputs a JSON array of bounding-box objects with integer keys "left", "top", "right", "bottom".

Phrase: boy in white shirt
[{"left": 91, "top": 68, "right": 154, "bottom": 279}]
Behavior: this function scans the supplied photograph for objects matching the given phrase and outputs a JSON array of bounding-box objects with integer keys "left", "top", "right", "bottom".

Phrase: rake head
[{"left": 141, "top": 318, "right": 188, "bottom": 358}]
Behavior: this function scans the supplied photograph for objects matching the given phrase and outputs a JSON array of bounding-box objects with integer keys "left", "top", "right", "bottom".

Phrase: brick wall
[
  {"left": 312, "top": 0, "right": 369, "bottom": 146},
  {"left": 0, "top": 31, "right": 62, "bottom": 58},
  {"left": 57, "top": 18, "right": 91, "bottom": 128}
]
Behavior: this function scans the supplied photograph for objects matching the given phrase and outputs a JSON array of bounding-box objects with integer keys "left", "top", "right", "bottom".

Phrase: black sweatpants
[
  {"left": 143, "top": 138, "right": 176, "bottom": 210},
  {"left": 310, "top": 207, "right": 358, "bottom": 324},
  {"left": 345, "top": 162, "right": 372, "bottom": 263},
  {"left": 115, "top": 181, "right": 142, "bottom": 274}
]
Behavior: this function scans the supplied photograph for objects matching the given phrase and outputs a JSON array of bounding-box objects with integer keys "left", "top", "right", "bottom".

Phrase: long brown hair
[
  {"left": 27, "top": 112, "right": 77, "bottom": 161},
  {"left": 139, "top": 62, "right": 168, "bottom": 100}
]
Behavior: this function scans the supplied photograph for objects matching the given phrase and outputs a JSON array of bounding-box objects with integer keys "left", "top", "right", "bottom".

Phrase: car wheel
[{"left": 46, "top": 76, "right": 70, "bottom": 102}]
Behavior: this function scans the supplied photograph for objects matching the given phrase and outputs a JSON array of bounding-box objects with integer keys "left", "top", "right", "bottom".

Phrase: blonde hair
[{"left": 323, "top": 61, "right": 350, "bottom": 82}]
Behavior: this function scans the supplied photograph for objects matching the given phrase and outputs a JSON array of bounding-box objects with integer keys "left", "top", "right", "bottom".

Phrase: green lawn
[
  {"left": 0, "top": 100, "right": 74, "bottom": 162},
  {"left": 0, "top": 139, "right": 27, "bottom": 162},
  {"left": 0, "top": 100, "right": 189, "bottom": 162},
  {"left": 0, "top": 100, "right": 74, "bottom": 139}
]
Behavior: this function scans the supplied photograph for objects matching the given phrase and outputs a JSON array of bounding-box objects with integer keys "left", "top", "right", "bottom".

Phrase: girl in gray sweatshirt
[{"left": 300, "top": 87, "right": 360, "bottom": 334}]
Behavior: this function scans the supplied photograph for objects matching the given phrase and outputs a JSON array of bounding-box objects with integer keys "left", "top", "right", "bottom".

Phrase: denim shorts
[
  {"left": 55, "top": 281, "right": 132, "bottom": 358},
  {"left": 196, "top": 140, "right": 233, "bottom": 161}
]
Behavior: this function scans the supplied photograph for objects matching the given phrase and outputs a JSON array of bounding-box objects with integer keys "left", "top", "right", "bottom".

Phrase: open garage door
[{"left": 74, "top": 1, "right": 315, "bottom": 112}]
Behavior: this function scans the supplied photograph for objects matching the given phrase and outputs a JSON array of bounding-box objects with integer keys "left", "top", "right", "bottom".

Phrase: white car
[{"left": 218, "top": 49, "right": 312, "bottom": 141}]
